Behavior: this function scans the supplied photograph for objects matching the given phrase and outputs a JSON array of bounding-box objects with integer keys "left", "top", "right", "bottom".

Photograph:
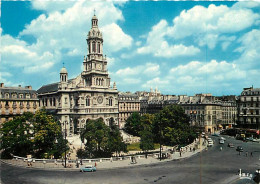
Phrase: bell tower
[{"left": 82, "top": 14, "right": 110, "bottom": 89}]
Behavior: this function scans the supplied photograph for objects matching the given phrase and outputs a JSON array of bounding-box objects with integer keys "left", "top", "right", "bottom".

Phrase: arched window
[
  {"left": 109, "top": 98, "right": 113, "bottom": 106},
  {"left": 88, "top": 42, "right": 91, "bottom": 53},
  {"left": 86, "top": 97, "right": 90, "bottom": 106},
  {"left": 97, "top": 43, "right": 100, "bottom": 53},
  {"left": 92, "top": 42, "right": 96, "bottom": 52}
]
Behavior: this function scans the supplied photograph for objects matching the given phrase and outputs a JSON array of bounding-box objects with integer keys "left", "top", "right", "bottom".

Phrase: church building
[{"left": 37, "top": 14, "right": 119, "bottom": 136}]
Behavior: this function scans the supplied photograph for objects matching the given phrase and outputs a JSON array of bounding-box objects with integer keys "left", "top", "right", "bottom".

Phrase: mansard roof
[{"left": 37, "top": 82, "right": 59, "bottom": 94}]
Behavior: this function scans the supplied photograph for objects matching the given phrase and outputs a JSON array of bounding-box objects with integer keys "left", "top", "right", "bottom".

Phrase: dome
[{"left": 60, "top": 67, "right": 68, "bottom": 74}]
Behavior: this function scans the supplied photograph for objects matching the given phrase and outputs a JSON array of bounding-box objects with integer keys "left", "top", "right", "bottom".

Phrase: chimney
[
  {"left": 0, "top": 83, "right": 4, "bottom": 87},
  {"left": 25, "top": 85, "right": 32, "bottom": 90}
]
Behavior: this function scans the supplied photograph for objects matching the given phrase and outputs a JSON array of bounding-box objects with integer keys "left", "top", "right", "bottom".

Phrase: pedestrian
[
  {"left": 179, "top": 151, "right": 182, "bottom": 157},
  {"left": 95, "top": 162, "right": 97, "bottom": 167},
  {"left": 251, "top": 152, "right": 253, "bottom": 157},
  {"left": 220, "top": 147, "right": 222, "bottom": 151},
  {"left": 190, "top": 147, "right": 192, "bottom": 152},
  {"left": 245, "top": 151, "right": 248, "bottom": 157}
]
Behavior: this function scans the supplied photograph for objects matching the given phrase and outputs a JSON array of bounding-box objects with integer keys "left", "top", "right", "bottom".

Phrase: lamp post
[
  {"left": 63, "top": 121, "right": 68, "bottom": 168},
  {"left": 159, "top": 113, "right": 162, "bottom": 161}
]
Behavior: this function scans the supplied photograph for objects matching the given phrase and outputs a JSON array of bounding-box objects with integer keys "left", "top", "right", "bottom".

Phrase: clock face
[
  {"left": 97, "top": 64, "right": 101, "bottom": 70},
  {"left": 97, "top": 96, "right": 103, "bottom": 104}
]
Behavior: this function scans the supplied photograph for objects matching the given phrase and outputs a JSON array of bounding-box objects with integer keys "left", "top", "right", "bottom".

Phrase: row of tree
[
  {"left": 0, "top": 110, "right": 68, "bottom": 159},
  {"left": 124, "top": 105, "right": 198, "bottom": 152}
]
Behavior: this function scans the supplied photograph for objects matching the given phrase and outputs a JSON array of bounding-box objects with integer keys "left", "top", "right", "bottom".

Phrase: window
[
  {"left": 92, "top": 42, "right": 96, "bottom": 52},
  {"left": 86, "top": 97, "right": 90, "bottom": 106},
  {"left": 109, "top": 98, "right": 113, "bottom": 106},
  {"left": 20, "top": 94, "right": 23, "bottom": 98},
  {"left": 5, "top": 93, "right": 9, "bottom": 98},
  {"left": 53, "top": 98, "right": 56, "bottom": 106},
  {"left": 97, "top": 43, "right": 100, "bottom": 53},
  {"left": 65, "top": 97, "right": 68, "bottom": 104}
]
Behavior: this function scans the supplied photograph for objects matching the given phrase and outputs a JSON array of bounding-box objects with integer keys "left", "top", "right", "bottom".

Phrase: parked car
[
  {"left": 219, "top": 139, "right": 225, "bottom": 144},
  {"left": 219, "top": 137, "right": 226, "bottom": 141},
  {"left": 80, "top": 165, "right": 96, "bottom": 172},
  {"left": 208, "top": 140, "right": 213, "bottom": 147},
  {"left": 236, "top": 146, "right": 243, "bottom": 152},
  {"left": 228, "top": 143, "right": 234, "bottom": 148},
  {"left": 212, "top": 133, "right": 220, "bottom": 137}
]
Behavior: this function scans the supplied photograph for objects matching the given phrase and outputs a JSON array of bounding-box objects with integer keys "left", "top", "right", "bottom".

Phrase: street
[{"left": 1, "top": 135, "right": 260, "bottom": 184}]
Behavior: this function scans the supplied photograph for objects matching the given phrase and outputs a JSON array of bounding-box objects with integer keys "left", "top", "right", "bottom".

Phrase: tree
[
  {"left": 124, "top": 112, "right": 141, "bottom": 136},
  {"left": 80, "top": 118, "right": 126, "bottom": 158},
  {"left": 0, "top": 110, "right": 68, "bottom": 159},
  {"left": 107, "top": 122, "right": 127, "bottom": 157},
  {"left": 139, "top": 114, "right": 154, "bottom": 156},
  {"left": 153, "top": 105, "right": 197, "bottom": 146}
]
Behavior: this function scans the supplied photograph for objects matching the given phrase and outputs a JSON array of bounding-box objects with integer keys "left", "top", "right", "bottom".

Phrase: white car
[
  {"left": 207, "top": 140, "right": 213, "bottom": 147},
  {"left": 219, "top": 137, "right": 226, "bottom": 141},
  {"left": 219, "top": 139, "right": 225, "bottom": 144}
]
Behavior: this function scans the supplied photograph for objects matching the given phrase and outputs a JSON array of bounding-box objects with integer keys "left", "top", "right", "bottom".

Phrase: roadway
[{"left": 1, "top": 135, "right": 260, "bottom": 184}]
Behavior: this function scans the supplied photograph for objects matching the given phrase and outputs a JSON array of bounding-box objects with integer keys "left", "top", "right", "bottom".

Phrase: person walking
[
  {"left": 245, "top": 151, "right": 248, "bottom": 157},
  {"left": 251, "top": 152, "right": 253, "bottom": 157}
]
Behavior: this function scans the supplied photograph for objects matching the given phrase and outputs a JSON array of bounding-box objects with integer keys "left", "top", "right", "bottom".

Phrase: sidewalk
[
  {"left": 1, "top": 145, "right": 206, "bottom": 171},
  {"left": 1, "top": 138, "right": 207, "bottom": 171}
]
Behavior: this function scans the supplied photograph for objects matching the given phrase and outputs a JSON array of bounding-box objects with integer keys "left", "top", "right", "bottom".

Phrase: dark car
[{"left": 236, "top": 146, "right": 243, "bottom": 152}]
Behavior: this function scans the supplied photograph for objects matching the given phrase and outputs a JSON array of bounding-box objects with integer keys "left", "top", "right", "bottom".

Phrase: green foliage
[
  {"left": 0, "top": 110, "right": 68, "bottom": 159},
  {"left": 124, "top": 112, "right": 142, "bottom": 136},
  {"left": 80, "top": 118, "right": 126, "bottom": 158},
  {"left": 153, "top": 105, "right": 197, "bottom": 146},
  {"left": 139, "top": 114, "right": 154, "bottom": 152}
]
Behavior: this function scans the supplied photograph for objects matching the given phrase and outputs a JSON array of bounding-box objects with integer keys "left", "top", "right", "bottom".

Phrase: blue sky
[{"left": 1, "top": 1, "right": 260, "bottom": 96}]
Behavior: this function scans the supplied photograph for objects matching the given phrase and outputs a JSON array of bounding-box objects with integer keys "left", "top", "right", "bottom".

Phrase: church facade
[{"left": 37, "top": 15, "right": 119, "bottom": 136}]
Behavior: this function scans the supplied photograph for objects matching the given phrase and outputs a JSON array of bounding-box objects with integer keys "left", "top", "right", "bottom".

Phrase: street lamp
[
  {"left": 63, "top": 121, "right": 68, "bottom": 168},
  {"left": 159, "top": 113, "right": 162, "bottom": 161}
]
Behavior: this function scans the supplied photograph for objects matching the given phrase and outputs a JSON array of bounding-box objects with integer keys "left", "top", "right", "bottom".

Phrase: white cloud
[
  {"left": 101, "top": 23, "right": 133, "bottom": 52},
  {"left": 123, "top": 78, "right": 141, "bottom": 84},
  {"left": 167, "top": 59, "right": 248, "bottom": 91},
  {"left": 2, "top": 1, "right": 132, "bottom": 76},
  {"left": 31, "top": 0, "right": 76, "bottom": 12},
  {"left": 1, "top": 34, "right": 56, "bottom": 73},
  {"left": 115, "top": 63, "right": 160, "bottom": 77},
  {"left": 143, "top": 63, "right": 160, "bottom": 76},
  {"left": 137, "top": 20, "right": 200, "bottom": 57},
  {"left": 142, "top": 77, "right": 169, "bottom": 89},
  {"left": 235, "top": 29, "right": 260, "bottom": 69},
  {"left": 167, "top": 3, "right": 260, "bottom": 49}
]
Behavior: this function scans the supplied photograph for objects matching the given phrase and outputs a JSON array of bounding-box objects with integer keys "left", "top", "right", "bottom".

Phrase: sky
[{"left": 1, "top": 0, "right": 260, "bottom": 96}]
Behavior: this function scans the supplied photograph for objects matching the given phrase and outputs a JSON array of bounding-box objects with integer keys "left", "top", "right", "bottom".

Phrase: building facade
[
  {"left": 37, "top": 15, "right": 119, "bottom": 136},
  {"left": 118, "top": 92, "right": 140, "bottom": 129},
  {"left": 237, "top": 87, "right": 260, "bottom": 129},
  {"left": 0, "top": 83, "right": 39, "bottom": 124}
]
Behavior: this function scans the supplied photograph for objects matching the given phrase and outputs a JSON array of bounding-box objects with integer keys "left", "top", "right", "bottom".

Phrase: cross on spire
[{"left": 62, "top": 62, "right": 65, "bottom": 67}]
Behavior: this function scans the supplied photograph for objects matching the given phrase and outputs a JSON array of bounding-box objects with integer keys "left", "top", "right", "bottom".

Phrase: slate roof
[
  {"left": 0, "top": 88, "right": 37, "bottom": 94},
  {"left": 37, "top": 83, "right": 59, "bottom": 94}
]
